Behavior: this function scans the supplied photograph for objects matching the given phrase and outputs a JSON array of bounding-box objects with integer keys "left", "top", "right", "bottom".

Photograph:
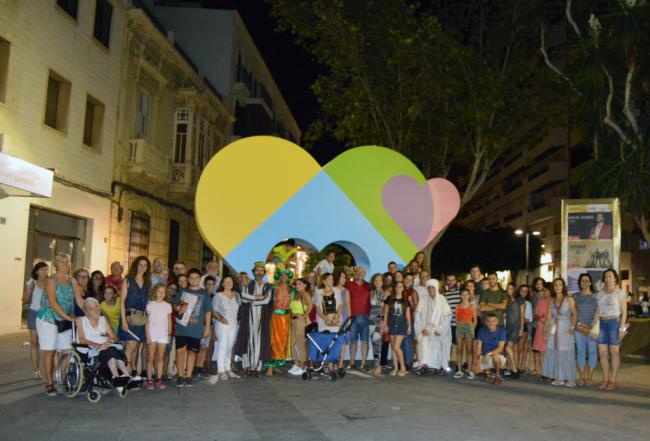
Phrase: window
[
  {"left": 0, "top": 37, "right": 9, "bottom": 103},
  {"left": 136, "top": 89, "right": 150, "bottom": 139},
  {"left": 44, "top": 70, "right": 71, "bottom": 132},
  {"left": 56, "top": 0, "right": 78, "bottom": 19},
  {"left": 83, "top": 95, "right": 104, "bottom": 148},
  {"left": 93, "top": 0, "right": 113, "bottom": 48},
  {"left": 128, "top": 211, "right": 150, "bottom": 265},
  {"left": 173, "top": 108, "right": 188, "bottom": 163}
]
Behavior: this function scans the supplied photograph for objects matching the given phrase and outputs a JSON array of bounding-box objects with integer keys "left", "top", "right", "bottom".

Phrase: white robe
[
  {"left": 414, "top": 281, "right": 435, "bottom": 341},
  {"left": 419, "top": 292, "right": 452, "bottom": 369}
]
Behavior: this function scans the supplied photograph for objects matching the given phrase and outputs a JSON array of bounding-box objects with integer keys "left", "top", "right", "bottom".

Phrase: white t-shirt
[
  {"left": 213, "top": 292, "right": 239, "bottom": 326},
  {"left": 524, "top": 300, "right": 533, "bottom": 322},
  {"left": 596, "top": 289, "right": 625, "bottom": 317},
  {"left": 314, "top": 259, "right": 334, "bottom": 276},
  {"left": 146, "top": 301, "right": 172, "bottom": 340}
]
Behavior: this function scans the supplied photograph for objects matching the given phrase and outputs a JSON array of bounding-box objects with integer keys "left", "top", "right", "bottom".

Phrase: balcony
[
  {"left": 169, "top": 162, "right": 199, "bottom": 195},
  {"left": 126, "top": 139, "right": 170, "bottom": 183}
]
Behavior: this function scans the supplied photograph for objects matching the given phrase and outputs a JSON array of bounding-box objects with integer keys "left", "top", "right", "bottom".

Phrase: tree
[
  {"left": 269, "top": 0, "right": 560, "bottom": 253},
  {"left": 540, "top": 0, "right": 650, "bottom": 242}
]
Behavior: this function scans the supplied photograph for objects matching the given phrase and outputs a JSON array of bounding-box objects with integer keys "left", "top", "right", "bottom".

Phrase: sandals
[
  {"left": 606, "top": 381, "right": 617, "bottom": 391},
  {"left": 44, "top": 384, "right": 57, "bottom": 397},
  {"left": 598, "top": 381, "right": 609, "bottom": 390}
]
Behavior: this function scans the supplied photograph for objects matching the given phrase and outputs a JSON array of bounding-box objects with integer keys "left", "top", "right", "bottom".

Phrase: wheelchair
[{"left": 55, "top": 342, "right": 137, "bottom": 403}]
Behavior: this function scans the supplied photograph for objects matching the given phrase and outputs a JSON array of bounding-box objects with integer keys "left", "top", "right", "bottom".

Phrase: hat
[
  {"left": 274, "top": 267, "right": 294, "bottom": 282},
  {"left": 253, "top": 261, "right": 266, "bottom": 270},
  {"left": 425, "top": 279, "right": 438, "bottom": 288}
]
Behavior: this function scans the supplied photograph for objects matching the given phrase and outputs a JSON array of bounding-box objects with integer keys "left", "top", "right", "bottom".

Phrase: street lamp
[{"left": 515, "top": 228, "right": 541, "bottom": 285}]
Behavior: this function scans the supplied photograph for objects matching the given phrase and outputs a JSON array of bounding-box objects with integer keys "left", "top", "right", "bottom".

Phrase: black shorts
[{"left": 175, "top": 336, "right": 200, "bottom": 353}]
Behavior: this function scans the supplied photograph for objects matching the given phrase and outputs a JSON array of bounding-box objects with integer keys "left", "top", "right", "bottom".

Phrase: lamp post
[{"left": 515, "top": 228, "right": 541, "bottom": 285}]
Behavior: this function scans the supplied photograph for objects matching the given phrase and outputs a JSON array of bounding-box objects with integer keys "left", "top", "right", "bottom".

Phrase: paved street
[{"left": 1, "top": 332, "right": 649, "bottom": 441}]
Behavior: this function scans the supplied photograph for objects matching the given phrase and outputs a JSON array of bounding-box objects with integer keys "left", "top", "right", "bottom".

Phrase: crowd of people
[{"left": 22, "top": 249, "right": 629, "bottom": 396}]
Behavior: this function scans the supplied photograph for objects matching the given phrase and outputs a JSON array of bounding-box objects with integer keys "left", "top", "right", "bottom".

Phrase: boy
[
  {"left": 172, "top": 268, "right": 212, "bottom": 387},
  {"left": 474, "top": 314, "right": 506, "bottom": 385}
]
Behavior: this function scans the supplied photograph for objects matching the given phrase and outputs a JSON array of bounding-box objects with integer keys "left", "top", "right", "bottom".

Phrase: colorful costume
[{"left": 266, "top": 268, "right": 295, "bottom": 368}]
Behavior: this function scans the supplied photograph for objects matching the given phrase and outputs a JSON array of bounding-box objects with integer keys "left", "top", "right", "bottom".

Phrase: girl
[
  {"left": 532, "top": 284, "right": 551, "bottom": 377},
  {"left": 146, "top": 284, "right": 172, "bottom": 390},
  {"left": 88, "top": 270, "right": 105, "bottom": 302},
  {"left": 119, "top": 256, "right": 151, "bottom": 375},
  {"left": 454, "top": 288, "right": 476, "bottom": 379},
  {"left": 383, "top": 281, "right": 411, "bottom": 376},
  {"left": 288, "top": 278, "right": 313, "bottom": 376},
  {"left": 212, "top": 275, "right": 240, "bottom": 380},
  {"left": 334, "top": 270, "right": 351, "bottom": 369},
  {"left": 542, "top": 278, "right": 577, "bottom": 387},
  {"left": 22, "top": 261, "right": 49, "bottom": 380},
  {"left": 504, "top": 284, "right": 525, "bottom": 378},
  {"left": 100, "top": 285, "right": 121, "bottom": 331}
]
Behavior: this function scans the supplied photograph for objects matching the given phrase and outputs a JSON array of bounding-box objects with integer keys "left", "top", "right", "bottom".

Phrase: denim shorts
[
  {"left": 598, "top": 318, "right": 621, "bottom": 346},
  {"left": 348, "top": 314, "right": 370, "bottom": 342}
]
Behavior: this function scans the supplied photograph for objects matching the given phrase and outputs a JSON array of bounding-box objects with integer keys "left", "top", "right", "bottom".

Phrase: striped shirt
[
  {"left": 445, "top": 289, "right": 462, "bottom": 325},
  {"left": 574, "top": 292, "right": 598, "bottom": 326}
]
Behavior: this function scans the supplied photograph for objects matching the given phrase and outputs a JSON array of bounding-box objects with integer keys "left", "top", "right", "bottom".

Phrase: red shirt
[{"left": 347, "top": 280, "right": 371, "bottom": 315}]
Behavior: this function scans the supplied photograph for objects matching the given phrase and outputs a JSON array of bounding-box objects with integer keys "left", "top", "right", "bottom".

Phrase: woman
[
  {"left": 518, "top": 285, "right": 534, "bottom": 374},
  {"left": 370, "top": 273, "right": 389, "bottom": 375},
  {"left": 73, "top": 268, "right": 90, "bottom": 317},
  {"left": 76, "top": 297, "right": 132, "bottom": 381},
  {"left": 334, "top": 270, "right": 351, "bottom": 369},
  {"left": 532, "top": 284, "right": 551, "bottom": 376},
  {"left": 105, "top": 261, "right": 125, "bottom": 291},
  {"left": 413, "top": 251, "right": 427, "bottom": 272},
  {"left": 100, "top": 285, "right": 121, "bottom": 331},
  {"left": 22, "top": 261, "right": 49, "bottom": 380},
  {"left": 596, "top": 269, "right": 627, "bottom": 391},
  {"left": 88, "top": 270, "right": 105, "bottom": 302},
  {"left": 393, "top": 271, "right": 404, "bottom": 284},
  {"left": 212, "top": 275, "right": 240, "bottom": 380},
  {"left": 542, "top": 278, "right": 577, "bottom": 387},
  {"left": 307, "top": 271, "right": 318, "bottom": 324},
  {"left": 573, "top": 273, "right": 599, "bottom": 386},
  {"left": 118, "top": 256, "right": 151, "bottom": 374},
  {"left": 504, "top": 284, "right": 525, "bottom": 378},
  {"left": 288, "top": 278, "right": 313, "bottom": 376},
  {"left": 402, "top": 273, "right": 418, "bottom": 368},
  {"left": 315, "top": 273, "right": 342, "bottom": 333},
  {"left": 383, "top": 281, "right": 411, "bottom": 376},
  {"left": 37, "top": 253, "right": 82, "bottom": 396}
]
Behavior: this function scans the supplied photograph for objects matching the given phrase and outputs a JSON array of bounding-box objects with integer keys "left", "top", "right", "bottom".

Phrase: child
[
  {"left": 146, "top": 284, "right": 172, "bottom": 390},
  {"left": 454, "top": 288, "right": 477, "bottom": 379}
]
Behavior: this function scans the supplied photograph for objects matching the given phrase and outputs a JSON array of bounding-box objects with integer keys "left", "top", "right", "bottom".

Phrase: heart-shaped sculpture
[
  {"left": 382, "top": 176, "right": 461, "bottom": 250},
  {"left": 195, "top": 136, "right": 460, "bottom": 274}
]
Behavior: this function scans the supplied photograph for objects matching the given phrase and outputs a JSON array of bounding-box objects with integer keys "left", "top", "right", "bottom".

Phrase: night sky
[{"left": 193, "top": 0, "right": 341, "bottom": 164}]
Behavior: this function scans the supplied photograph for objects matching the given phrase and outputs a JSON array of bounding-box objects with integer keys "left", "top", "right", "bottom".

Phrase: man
[
  {"left": 589, "top": 212, "right": 612, "bottom": 240},
  {"left": 468, "top": 265, "right": 484, "bottom": 295},
  {"left": 387, "top": 261, "right": 398, "bottom": 274},
  {"left": 413, "top": 271, "right": 433, "bottom": 370},
  {"left": 271, "top": 239, "right": 297, "bottom": 267},
  {"left": 196, "top": 275, "right": 217, "bottom": 377},
  {"left": 346, "top": 267, "right": 371, "bottom": 369},
  {"left": 266, "top": 268, "right": 294, "bottom": 376},
  {"left": 172, "top": 268, "right": 212, "bottom": 388},
  {"left": 444, "top": 274, "right": 462, "bottom": 349},
  {"left": 200, "top": 260, "right": 221, "bottom": 295},
  {"left": 479, "top": 272, "right": 508, "bottom": 326},
  {"left": 417, "top": 279, "right": 452, "bottom": 374},
  {"left": 151, "top": 258, "right": 167, "bottom": 286},
  {"left": 170, "top": 261, "right": 186, "bottom": 284},
  {"left": 473, "top": 313, "right": 507, "bottom": 385},
  {"left": 232, "top": 262, "right": 273, "bottom": 378},
  {"left": 314, "top": 251, "right": 336, "bottom": 277}
]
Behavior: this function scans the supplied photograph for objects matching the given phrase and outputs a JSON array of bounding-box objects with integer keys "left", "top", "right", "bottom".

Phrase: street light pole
[{"left": 515, "top": 227, "right": 539, "bottom": 286}]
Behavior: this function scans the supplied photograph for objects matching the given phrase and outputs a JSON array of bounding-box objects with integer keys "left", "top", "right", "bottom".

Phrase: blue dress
[{"left": 118, "top": 277, "right": 149, "bottom": 341}]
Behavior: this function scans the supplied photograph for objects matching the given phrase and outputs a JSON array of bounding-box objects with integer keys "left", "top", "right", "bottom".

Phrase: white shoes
[
  {"left": 453, "top": 371, "right": 464, "bottom": 379},
  {"left": 227, "top": 370, "right": 240, "bottom": 379},
  {"left": 208, "top": 374, "right": 219, "bottom": 385},
  {"left": 288, "top": 365, "right": 304, "bottom": 376},
  {"left": 412, "top": 361, "right": 422, "bottom": 370}
]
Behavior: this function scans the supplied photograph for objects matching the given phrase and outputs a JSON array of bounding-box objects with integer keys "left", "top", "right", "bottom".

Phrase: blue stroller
[{"left": 303, "top": 316, "right": 356, "bottom": 381}]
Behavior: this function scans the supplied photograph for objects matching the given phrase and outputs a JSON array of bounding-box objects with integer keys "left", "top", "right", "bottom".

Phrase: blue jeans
[
  {"left": 575, "top": 331, "right": 598, "bottom": 369},
  {"left": 401, "top": 332, "right": 414, "bottom": 365},
  {"left": 348, "top": 314, "right": 370, "bottom": 342}
]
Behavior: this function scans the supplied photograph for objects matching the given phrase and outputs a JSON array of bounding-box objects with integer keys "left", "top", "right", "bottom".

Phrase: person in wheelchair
[{"left": 75, "top": 297, "right": 133, "bottom": 383}]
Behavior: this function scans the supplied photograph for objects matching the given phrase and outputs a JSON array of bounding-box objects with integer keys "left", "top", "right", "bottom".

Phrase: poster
[{"left": 561, "top": 199, "right": 620, "bottom": 294}]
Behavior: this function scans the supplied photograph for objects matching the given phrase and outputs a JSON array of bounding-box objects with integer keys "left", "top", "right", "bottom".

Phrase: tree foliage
[{"left": 541, "top": 0, "right": 650, "bottom": 242}]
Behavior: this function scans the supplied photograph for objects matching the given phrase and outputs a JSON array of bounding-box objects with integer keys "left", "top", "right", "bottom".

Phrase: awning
[{"left": 0, "top": 152, "right": 53, "bottom": 198}]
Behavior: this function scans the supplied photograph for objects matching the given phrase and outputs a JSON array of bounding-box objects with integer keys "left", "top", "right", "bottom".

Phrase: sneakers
[
  {"left": 184, "top": 377, "right": 194, "bottom": 387},
  {"left": 155, "top": 380, "right": 166, "bottom": 390},
  {"left": 551, "top": 380, "right": 565, "bottom": 386},
  {"left": 467, "top": 371, "right": 476, "bottom": 380},
  {"left": 219, "top": 373, "right": 229, "bottom": 381},
  {"left": 288, "top": 365, "right": 302, "bottom": 376},
  {"left": 208, "top": 374, "right": 219, "bottom": 385},
  {"left": 453, "top": 371, "right": 464, "bottom": 379},
  {"left": 176, "top": 377, "right": 185, "bottom": 388},
  {"left": 412, "top": 361, "right": 422, "bottom": 370},
  {"left": 146, "top": 380, "right": 154, "bottom": 390},
  {"left": 227, "top": 370, "right": 240, "bottom": 379}
]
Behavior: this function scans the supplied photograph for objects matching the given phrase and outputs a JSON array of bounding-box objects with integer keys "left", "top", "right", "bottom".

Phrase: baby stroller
[
  {"left": 55, "top": 323, "right": 140, "bottom": 403},
  {"left": 303, "top": 316, "right": 356, "bottom": 382}
]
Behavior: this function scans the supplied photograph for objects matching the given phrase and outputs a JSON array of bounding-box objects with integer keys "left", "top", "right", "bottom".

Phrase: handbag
[
  {"left": 302, "top": 295, "right": 318, "bottom": 334},
  {"left": 126, "top": 308, "right": 147, "bottom": 327},
  {"left": 56, "top": 319, "right": 72, "bottom": 333}
]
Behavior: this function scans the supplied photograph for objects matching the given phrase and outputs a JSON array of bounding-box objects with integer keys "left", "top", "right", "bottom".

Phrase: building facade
[
  {"left": 108, "top": 4, "right": 232, "bottom": 272},
  {"left": 0, "top": 0, "right": 127, "bottom": 334}
]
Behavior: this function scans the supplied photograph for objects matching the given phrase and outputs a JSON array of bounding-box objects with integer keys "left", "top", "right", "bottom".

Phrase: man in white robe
[
  {"left": 417, "top": 279, "right": 452, "bottom": 374},
  {"left": 413, "top": 272, "right": 434, "bottom": 370}
]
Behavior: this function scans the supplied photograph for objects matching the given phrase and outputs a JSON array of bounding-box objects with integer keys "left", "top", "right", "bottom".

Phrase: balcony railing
[
  {"left": 127, "top": 139, "right": 170, "bottom": 183},
  {"left": 169, "top": 162, "right": 198, "bottom": 194}
]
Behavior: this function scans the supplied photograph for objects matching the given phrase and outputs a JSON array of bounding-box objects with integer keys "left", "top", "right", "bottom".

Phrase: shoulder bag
[{"left": 126, "top": 308, "right": 147, "bottom": 327}]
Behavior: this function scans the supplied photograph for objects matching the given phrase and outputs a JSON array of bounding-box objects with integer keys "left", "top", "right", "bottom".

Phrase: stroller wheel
[
  {"left": 302, "top": 372, "right": 310, "bottom": 381},
  {"left": 87, "top": 390, "right": 101, "bottom": 403},
  {"left": 118, "top": 387, "right": 128, "bottom": 398},
  {"left": 329, "top": 371, "right": 339, "bottom": 382},
  {"left": 337, "top": 368, "right": 346, "bottom": 378}
]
